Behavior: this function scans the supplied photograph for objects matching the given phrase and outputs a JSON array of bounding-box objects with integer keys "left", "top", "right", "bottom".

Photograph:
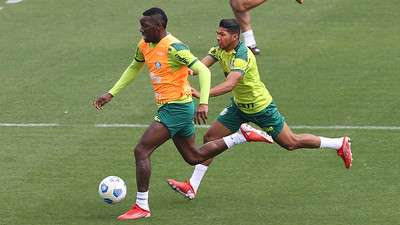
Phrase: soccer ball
[{"left": 98, "top": 176, "right": 127, "bottom": 204}]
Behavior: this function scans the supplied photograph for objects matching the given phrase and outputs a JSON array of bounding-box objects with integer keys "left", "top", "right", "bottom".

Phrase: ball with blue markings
[{"left": 98, "top": 176, "right": 127, "bottom": 204}]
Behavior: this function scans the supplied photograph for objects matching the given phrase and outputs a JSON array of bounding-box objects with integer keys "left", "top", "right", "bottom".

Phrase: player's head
[
  {"left": 140, "top": 7, "right": 168, "bottom": 43},
  {"left": 217, "top": 19, "right": 240, "bottom": 50}
]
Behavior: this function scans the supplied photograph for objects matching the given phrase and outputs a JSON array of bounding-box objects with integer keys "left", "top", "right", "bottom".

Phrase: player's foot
[
  {"left": 167, "top": 179, "right": 196, "bottom": 200},
  {"left": 117, "top": 204, "right": 151, "bottom": 221},
  {"left": 239, "top": 123, "right": 274, "bottom": 143},
  {"left": 248, "top": 46, "right": 261, "bottom": 55},
  {"left": 296, "top": 0, "right": 304, "bottom": 4},
  {"left": 337, "top": 137, "right": 352, "bottom": 169}
]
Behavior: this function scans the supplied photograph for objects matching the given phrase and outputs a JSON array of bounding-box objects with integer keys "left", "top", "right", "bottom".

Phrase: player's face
[
  {"left": 216, "top": 27, "right": 237, "bottom": 50},
  {"left": 139, "top": 16, "right": 162, "bottom": 43}
]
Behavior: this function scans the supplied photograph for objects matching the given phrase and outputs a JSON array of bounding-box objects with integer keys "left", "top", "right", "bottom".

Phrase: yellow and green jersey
[{"left": 208, "top": 41, "right": 272, "bottom": 114}]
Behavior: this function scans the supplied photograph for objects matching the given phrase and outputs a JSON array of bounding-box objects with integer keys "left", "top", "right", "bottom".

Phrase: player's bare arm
[
  {"left": 209, "top": 71, "right": 242, "bottom": 97},
  {"left": 201, "top": 55, "right": 217, "bottom": 68}
]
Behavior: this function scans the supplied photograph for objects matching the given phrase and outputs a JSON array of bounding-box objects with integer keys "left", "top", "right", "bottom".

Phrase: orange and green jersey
[
  {"left": 109, "top": 33, "right": 210, "bottom": 106},
  {"left": 208, "top": 41, "right": 272, "bottom": 114}
]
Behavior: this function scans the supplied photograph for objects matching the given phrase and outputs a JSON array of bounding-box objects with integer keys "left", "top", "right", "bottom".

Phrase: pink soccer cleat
[
  {"left": 117, "top": 204, "right": 151, "bottom": 221},
  {"left": 167, "top": 179, "right": 196, "bottom": 200},
  {"left": 337, "top": 136, "right": 353, "bottom": 169},
  {"left": 239, "top": 123, "right": 274, "bottom": 144}
]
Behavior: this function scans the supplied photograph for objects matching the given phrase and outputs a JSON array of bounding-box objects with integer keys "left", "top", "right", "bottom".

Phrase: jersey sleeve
[
  {"left": 169, "top": 43, "right": 198, "bottom": 68},
  {"left": 230, "top": 46, "right": 249, "bottom": 75},
  {"left": 207, "top": 46, "right": 219, "bottom": 61},
  {"left": 134, "top": 44, "right": 145, "bottom": 62}
]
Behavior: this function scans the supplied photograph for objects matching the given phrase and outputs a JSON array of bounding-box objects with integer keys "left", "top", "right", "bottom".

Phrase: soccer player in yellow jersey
[
  {"left": 94, "top": 8, "right": 273, "bottom": 220},
  {"left": 167, "top": 19, "right": 353, "bottom": 200},
  {"left": 230, "top": 0, "right": 304, "bottom": 55}
]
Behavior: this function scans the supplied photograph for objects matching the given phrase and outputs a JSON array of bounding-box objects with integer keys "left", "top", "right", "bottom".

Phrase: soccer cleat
[
  {"left": 117, "top": 204, "right": 151, "bottom": 221},
  {"left": 337, "top": 137, "right": 353, "bottom": 169},
  {"left": 248, "top": 46, "right": 261, "bottom": 55},
  {"left": 167, "top": 179, "right": 196, "bottom": 200},
  {"left": 239, "top": 123, "right": 274, "bottom": 144}
]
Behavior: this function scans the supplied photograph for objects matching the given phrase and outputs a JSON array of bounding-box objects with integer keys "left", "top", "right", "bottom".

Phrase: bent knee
[
  {"left": 134, "top": 143, "right": 150, "bottom": 159},
  {"left": 203, "top": 133, "right": 219, "bottom": 143},
  {"left": 281, "top": 143, "right": 297, "bottom": 151},
  {"left": 279, "top": 139, "right": 300, "bottom": 151},
  {"left": 230, "top": 0, "right": 248, "bottom": 12},
  {"left": 183, "top": 156, "right": 201, "bottom": 166}
]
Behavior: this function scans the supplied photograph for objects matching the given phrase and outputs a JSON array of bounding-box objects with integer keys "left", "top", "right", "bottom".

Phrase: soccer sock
[
  {"left": 319, "top": 137, "right": 344, "bottom": 150},
  {"left": 223, "top": 131, "right": 247, "bottom": 148},
  {"left": 136, "top": 191, "right": 149, "bottom": 211},
  {"left": 242, "top": 30, "right": 257, "bottom": 47},
  {"left": 189, "top": 164, "right": 208, "bottom": 193}
]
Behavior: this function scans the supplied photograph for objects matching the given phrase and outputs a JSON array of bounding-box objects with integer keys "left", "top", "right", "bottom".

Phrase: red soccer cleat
[
  {"left": 239, "top": 123, "right": 274, "bottom": 144},
  {"left": 117, "top": 204, "right": 151, "bottom": 221},
  {"left": 167, "top": 179, "right": 196, "bottom": 200},
  {"left": 337, "top": 136, "right": 352, "bottom": 169}
]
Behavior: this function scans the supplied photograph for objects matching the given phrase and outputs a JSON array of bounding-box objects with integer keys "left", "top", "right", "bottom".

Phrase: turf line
[{"left": 1, "top": 123, "right": 400, "bottom": 130}]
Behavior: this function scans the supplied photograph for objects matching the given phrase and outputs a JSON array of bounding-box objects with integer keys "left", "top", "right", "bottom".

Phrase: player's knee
[
  {"left": 282, "top": 144, "right": 297, "bottom": 151},
  {"left": 230, "top": 0, "right": 247, "bottom": 12},
  {"left": 203, "top": 133, "right": 218, "bottom": 143},
  {"left": 183, "top": 155, "right": 200, "bottom": 166},
  {"left": 133, "top": 143, "right": 149, "bottom": 159},
  {"left": 279, "top": 139, "right": 298, "bottom": 151}
]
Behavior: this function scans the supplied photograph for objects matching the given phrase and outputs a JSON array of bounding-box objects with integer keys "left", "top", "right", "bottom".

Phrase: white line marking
[
  {"left": 1, "top": 123, "right": 400, "bottom": 130},
  {"left": 95, "top": 124, "right": 147, "bottom": 128},
  {"left": 0, "top": 123, "right": 60, "bottom": 127},
  {"left": 6, "top": 0, "right": 24, "bottom": 4}
]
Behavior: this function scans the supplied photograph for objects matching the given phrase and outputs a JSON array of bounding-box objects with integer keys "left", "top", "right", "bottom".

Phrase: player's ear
[{"left": 233, "top": 33, "right": 239, "bottom": 41}]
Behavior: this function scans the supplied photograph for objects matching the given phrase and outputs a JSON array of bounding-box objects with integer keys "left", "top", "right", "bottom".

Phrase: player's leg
[
  {"left": 117, "top": 121, "right": 169, "bottom": 220},
  {"left": 230, "top": 0, "right": 267, "bottom": 55},
  {"left": 167, "top": 121, "right": 234, "bottom": 199},
  {"left": 274, "top": 122, "right": 352, "bottom": 168},
  {"left": 274, "top": 122, "right": 321, "bottom": 149},
  {"left": 168, "top": 103, "right": 245, "bottom": 198},
  {"left": 251, "top": 101, "right": 352, "bottom": 168}
]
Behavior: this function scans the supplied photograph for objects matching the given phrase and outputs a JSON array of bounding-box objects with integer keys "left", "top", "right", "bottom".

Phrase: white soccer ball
[{"left": 98, "top": 176, "right": 127, "bottom": 204}]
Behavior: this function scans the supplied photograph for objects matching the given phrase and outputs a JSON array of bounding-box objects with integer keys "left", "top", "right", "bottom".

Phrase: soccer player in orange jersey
[{"left": 94, "top": 8, "right": 273, "bottom": 220}]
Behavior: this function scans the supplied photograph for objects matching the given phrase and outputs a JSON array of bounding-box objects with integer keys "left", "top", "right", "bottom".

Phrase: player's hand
[
  {"left": 194, "top": 104, "right": 208, "bottom": 125},
  {"left": 191, "top": 87, "right": 200, "bottom": 99},
  {"left": 192, "top": 87, "right": 200, "bottom": 99},
  {"left": 296, "top": 0, "right": 304, "bottom": 4},
  {"left": 93, "top": 93, "right": 113, "bottom": 111}
]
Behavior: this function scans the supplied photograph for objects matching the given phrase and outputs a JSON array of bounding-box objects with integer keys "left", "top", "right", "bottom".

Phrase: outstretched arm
[{"left": 93, "top": 60, "right": 144, "bottom": 110}]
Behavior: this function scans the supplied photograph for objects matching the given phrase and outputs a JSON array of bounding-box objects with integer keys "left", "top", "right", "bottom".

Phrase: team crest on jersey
[{"left": 155, "top": 61, "right": 162, "bottom": 69}]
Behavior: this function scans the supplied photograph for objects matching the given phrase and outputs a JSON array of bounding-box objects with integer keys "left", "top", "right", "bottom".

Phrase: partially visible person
[
  {"left": 167, "top": 18, "right": 352, "bottom": 200},
  {"left": 230, "top": 0, "right": 304, "bottom": 55},
  {"left": 94, "top": 8, "right": 273, "bottom": 221}
]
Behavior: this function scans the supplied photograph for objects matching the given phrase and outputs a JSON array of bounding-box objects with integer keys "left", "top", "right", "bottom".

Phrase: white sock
[
  {"left": 319, "top": 137, "right": 343, "bottom": 150},
  {"left": 189, "top": 164, "right": 208, "bottom": 193},
  {"left": 136, "top": 191, "right": 149, "bottom": 211},
  {"left": 223, "top": 131, "right": 247, "bottom": 148},
  {"left": 242, "top": 30, "right": 257, "bottom": 47}
]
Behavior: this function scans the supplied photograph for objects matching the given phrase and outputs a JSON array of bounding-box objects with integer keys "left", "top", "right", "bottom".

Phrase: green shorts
[
  {"left": 154, "top": 102, "right": 195, "bottom": 138},
  {"left": 217, "top": 100, "right": 285, "bottom": 139}
]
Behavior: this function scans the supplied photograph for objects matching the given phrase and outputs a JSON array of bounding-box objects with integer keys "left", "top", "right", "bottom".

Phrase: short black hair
[
  {"left": 219, "top": 19, "right": 240, "bottom": 35},
  {"left": 142, "top": 7, "right": 168, "bottom": 29}
]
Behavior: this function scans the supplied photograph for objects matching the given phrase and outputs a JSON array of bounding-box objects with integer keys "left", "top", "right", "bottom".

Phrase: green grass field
[{"left": 1, "top": 0, "right": 400, "bottom": 224}]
